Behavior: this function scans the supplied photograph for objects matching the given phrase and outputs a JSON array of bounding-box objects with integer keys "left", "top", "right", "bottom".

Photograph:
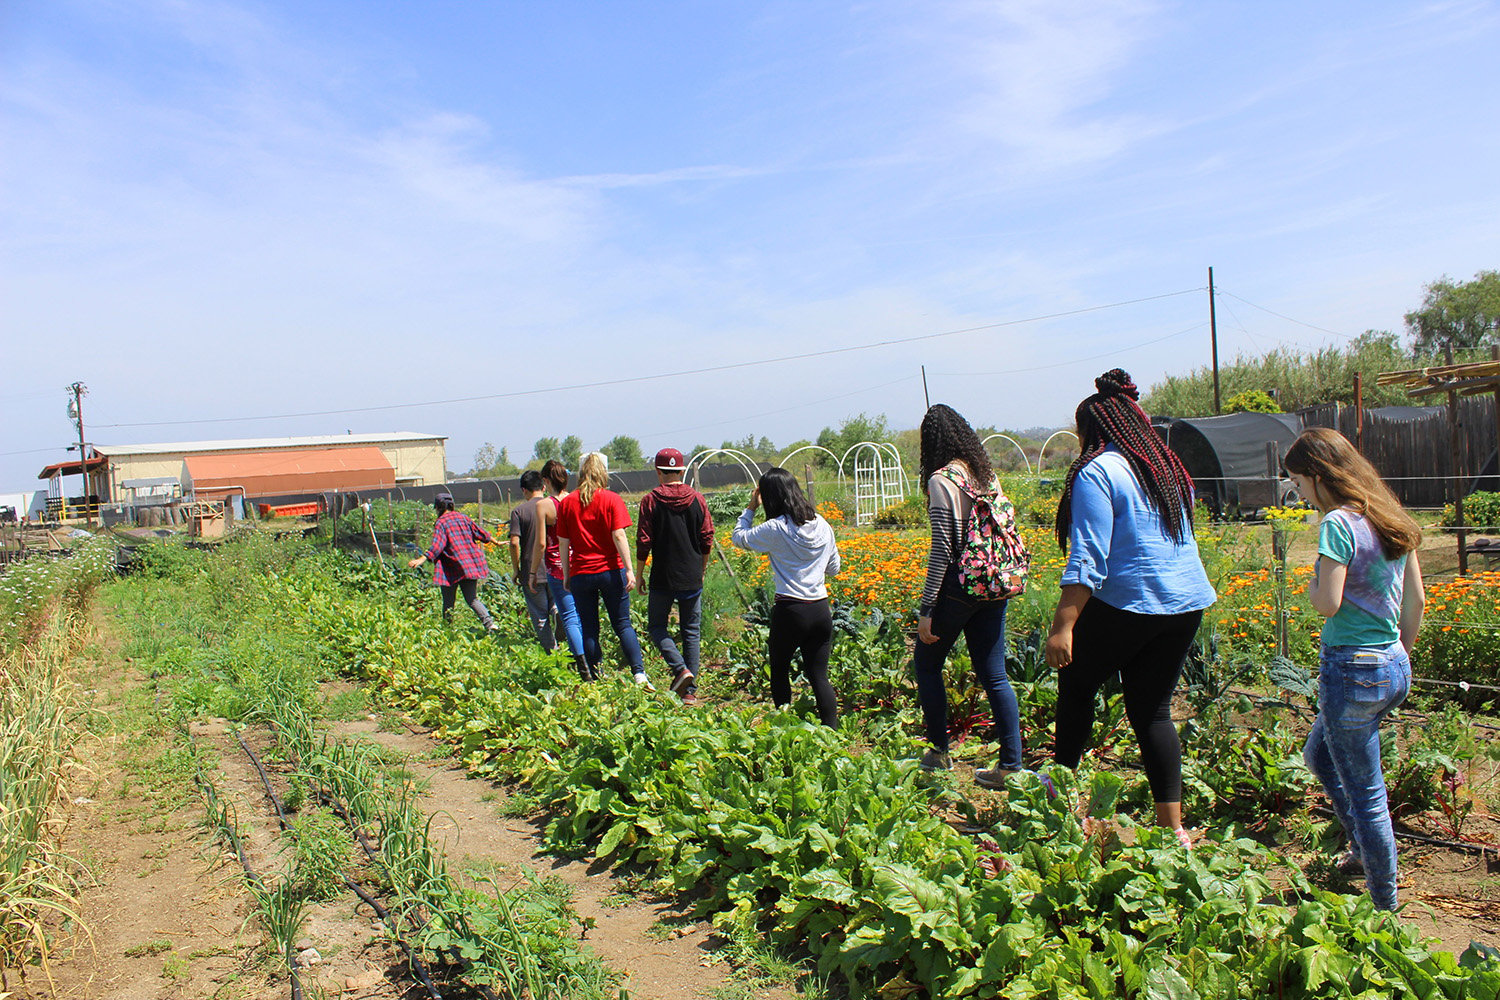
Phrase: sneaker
[
  {"left": 669, "top": 668, "right": 696, "bottom": 695},
  {"left": 917, "top": 749, "right": 952, "bottom": 772},
  {"left": 633, "top": 672, "right": 656, "bottom": 692},
  {"left": 1336, "top": 849, "right": 1365, "bottom": 876},
  {"left": 1173, "top": 826, "right": 1194, "bottom": 851},
  {"left": 486, "top": 621, "right": 501, "bottom": 632},
  {"left": 681, "top": 692, "right": 700, "bottom": 707}
]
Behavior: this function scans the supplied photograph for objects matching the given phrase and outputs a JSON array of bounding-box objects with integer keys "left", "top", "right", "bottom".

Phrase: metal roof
[
  {"left": 92, "top": 432, "right": 445, "bottom": 457},
  {"left": 184, "top": 447, "right": 396, "bottom": 496},
  {"left": 37, "top": 456, "right": 107, "bottom": 479}
]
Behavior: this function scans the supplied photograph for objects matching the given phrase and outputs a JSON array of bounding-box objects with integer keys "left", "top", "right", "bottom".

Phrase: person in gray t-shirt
[{"left": 508, "top": 470, "right": 554, "bottom": 651}]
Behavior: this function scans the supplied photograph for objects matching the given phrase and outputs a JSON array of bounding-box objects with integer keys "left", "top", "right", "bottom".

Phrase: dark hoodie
[{"left": 637, "top": 482, "right": 715, "bottom": 592}]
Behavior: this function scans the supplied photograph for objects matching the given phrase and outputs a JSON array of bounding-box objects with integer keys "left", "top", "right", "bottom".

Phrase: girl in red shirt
[{"left": 556, "top": 452, "right": 648, "bottom": 685}]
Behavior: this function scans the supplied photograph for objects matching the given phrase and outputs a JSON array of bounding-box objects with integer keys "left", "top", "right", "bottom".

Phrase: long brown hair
[
  {"left": 1282, "top": 427, "right": 1421, "bottom": 559},
  {"left": 577, "top": 452, "right": 609, "bottom": 507}
]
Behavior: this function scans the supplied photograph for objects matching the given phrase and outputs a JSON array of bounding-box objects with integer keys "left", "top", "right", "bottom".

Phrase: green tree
[
  {"left": 531, "top": 437, "right": 561, "bottom": 464},
  {"left": 468, "top": 443, "right": 519, "bottom": 478},
  {"left": 601, "top": 435, "right": 645, "bottom": 470},
  {"left": 1142, "top": 331, "right": 1423, "bottom": 416},
  {"left": 1405, "top": 270, "right": 1500, "bottom": 355},
  {"left": 560, "top": 435, "right": 582, "bottom": 471},
  {"left": 718, "top": 434, "right": 779, "bottom": 462},
  {"left": 814, "top": 413, "right": 891, "bottom": 470},
  {"left": 1224, "top": 389, "right": 1281, "bottom": 413}
]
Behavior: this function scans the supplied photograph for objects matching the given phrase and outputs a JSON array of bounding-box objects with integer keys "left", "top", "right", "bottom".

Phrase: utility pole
[
  {"left": 921, "top": 365, "right": 930, "bottom": 410},
  {"left": 1208, "top": 267, "right": 1222, "bottom": 414},
  {"left": 68, "top": 382, "right": 89, "bottom": 518}
]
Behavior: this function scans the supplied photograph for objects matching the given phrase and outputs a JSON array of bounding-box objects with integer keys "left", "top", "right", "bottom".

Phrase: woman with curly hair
[
  {"left": 1048, "top": 369, "right": 1216, "bottom": 848},
  {"left": 912, "top": 404, "right": 1028, "bottom": 788}
]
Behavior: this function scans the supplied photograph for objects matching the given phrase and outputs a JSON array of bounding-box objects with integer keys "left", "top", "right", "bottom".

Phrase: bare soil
[
  {"left": 17, "top": 613, "right": 788, "bottom": 1000},
  {"left": 326, "top": 715, "right": 789, "bottom": 1000}
]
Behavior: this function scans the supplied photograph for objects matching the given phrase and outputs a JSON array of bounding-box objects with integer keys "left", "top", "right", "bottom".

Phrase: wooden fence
[{"left": 1296, "top": 396, "right": 1500, "bottom": 508}]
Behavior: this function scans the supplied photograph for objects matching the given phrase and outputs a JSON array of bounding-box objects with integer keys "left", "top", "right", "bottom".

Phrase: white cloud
[{"left": 935, "top": 0, "right": 1166, "bottom": 169}]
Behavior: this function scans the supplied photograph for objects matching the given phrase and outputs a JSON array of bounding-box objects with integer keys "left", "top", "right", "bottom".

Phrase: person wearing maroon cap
[{"left": 637, "top": 447, "right": 713, "bottom": 704}]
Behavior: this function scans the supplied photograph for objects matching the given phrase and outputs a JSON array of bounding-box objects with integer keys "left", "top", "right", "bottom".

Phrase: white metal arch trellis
[
  {"left": 685, "top": 448, "right": 762, "bottom": 491},
  {"left": 982, "top": 433, "right": 1032, "bottom": 476},
  {"left": 778, "top": 444, "right": 846, "bottom": 480},
  {"left": 1038, "top": 430, "right": 1080, "bottom": 473},
  {"left": 840, "top": 441, "right": 909, "bottom": 525}
]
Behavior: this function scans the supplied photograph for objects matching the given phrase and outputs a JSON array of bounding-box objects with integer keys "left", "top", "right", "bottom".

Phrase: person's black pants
[
  {"left": 440, "top": 578, "right": 495, "bottom": 629},
  {"left": 768, "top": 596, "right": 838, "bottom": 727},
  {"left": 1053, "top": 599, "right": 1203, "bottom": 803}
]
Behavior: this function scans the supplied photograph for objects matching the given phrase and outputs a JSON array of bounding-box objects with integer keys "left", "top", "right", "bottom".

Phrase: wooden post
[
  {"left": 1447, "top": 342, "right": 1468, "bottom": 576},
  {"left": 1353, "top": 372, "right": 1364, "bottom": 454},
  {"left": 1209, "top": 267, "right": 1222, "bottom": 415},
  {"left": 805, "top": 463, "right": 815, "bottom": 505},
  {"left": 713, "top": 540, "right": 751, "bottom": 609},
  {"left": 1492, "top": 346, "right": 1500, "bottom": 497}
]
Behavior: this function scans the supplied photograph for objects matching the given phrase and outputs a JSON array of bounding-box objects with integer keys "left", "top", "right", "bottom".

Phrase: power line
[
  {"left": 93, "top": 288, "right": 1205, "bottom": 430},
  {"left": 1216, "top": 290, "right": 1358, "bottom": 342},
  {"left": 642, "top": 375, "right": 920, "bottom": 442},
  {"left": 0, "top": 446, "right": 70, "bottom": 458},
  {"left": 927, "top": 321, "right": 1205, "bottom": 378}
]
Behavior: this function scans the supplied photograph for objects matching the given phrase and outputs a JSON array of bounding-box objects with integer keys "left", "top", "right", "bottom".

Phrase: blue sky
[{"left": 3, "top": 0, "right": 1498, "bottom": 489}]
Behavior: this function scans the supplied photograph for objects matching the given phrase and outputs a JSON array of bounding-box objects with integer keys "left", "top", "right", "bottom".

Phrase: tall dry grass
[{"left": 0, "top": 546, "right": 109, "bottom": 987}]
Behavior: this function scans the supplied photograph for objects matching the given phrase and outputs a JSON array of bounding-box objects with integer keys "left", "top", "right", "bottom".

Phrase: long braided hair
[{"left": 1055, "top": 369, "right": 1196, "bottom": 549}]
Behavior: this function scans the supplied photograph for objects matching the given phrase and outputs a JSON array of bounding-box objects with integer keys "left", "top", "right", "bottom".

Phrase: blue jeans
[
  {"left": 522, "top": 580, "right": 556, "bottom": 653},
  {"left": 546, "top": 575, "right": 584, "bottom": 659},
  {"left": 569, "top": 568, "right": 644, "bottom": 674},
  {"left": 913, "top": 590, "right": 1020, "bottom": 768},
  {"left": 1304, "top": 642, "right": 1411, "bottom": 910},
  {"left": 648, "top": 587, "right": 701, "bottom": 687}
]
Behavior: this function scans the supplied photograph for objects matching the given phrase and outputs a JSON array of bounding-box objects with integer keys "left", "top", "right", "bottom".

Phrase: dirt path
[
  {"left": 18, "top": 607, "right": 790, "bottom": 1000},
  {"left": 21, "top": 620, "right": 406, "bottom": 1000},
  {"left": 327, "top": 717, "right": 789, "bottom": 1000},
  {"left": 20, "top": 656, "right": 280, "bottom": 1000}
]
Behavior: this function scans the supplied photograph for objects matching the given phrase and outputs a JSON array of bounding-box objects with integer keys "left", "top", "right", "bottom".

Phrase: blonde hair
[
  {"left": 577, "top": 452, "right": 610, "bottom": 507},
  {"left": 1283, "top": 427, "right": 1421, "bottom": 559}
]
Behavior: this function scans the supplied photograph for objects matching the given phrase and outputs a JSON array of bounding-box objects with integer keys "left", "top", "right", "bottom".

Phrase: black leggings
[
  {"left": 1053, "top": 599, "right": 1203, "bottom": 803},
  {"left": 768, "top": 597, "right": 838, "bottom": 727}
]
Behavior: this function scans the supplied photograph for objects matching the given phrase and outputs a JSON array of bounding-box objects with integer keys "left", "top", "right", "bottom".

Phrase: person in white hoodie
[{"left": 732, "top": 467, "right": 843, "bottom": 726}]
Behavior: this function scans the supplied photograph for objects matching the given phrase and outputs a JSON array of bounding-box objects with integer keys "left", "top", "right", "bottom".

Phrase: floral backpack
[{"left": 937, "top": 467, "right": 1030, "bottom": 600}]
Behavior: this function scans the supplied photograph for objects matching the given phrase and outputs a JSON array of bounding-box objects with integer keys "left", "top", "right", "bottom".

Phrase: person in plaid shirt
[{"left": 407, "top": 493, "right": 498, "bottom": 630}]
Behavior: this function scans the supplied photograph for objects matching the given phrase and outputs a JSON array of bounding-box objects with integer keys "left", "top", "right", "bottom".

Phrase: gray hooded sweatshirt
[{"left": 732, "top": 509, "right": 841, "bottom": 601}]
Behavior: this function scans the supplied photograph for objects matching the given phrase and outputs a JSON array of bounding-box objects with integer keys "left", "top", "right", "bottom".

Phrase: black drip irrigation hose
[
  {"left": 317, "top": 790, "right": 505, "bottom": 1000},
  {"left": 179, "top": 726, "right": 305, "bottom": 1000},
  {"left": 1309, "top": 805, "right": 1499, "bottom": 856},
  {"left": 236, "top": 732, "right": 448, "bottom": 1000}
]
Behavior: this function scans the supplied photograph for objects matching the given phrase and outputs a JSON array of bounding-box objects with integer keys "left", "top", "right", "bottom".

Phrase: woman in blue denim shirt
[{"left": 1285, "top": 427, "right": 1425, "bottom": 911}]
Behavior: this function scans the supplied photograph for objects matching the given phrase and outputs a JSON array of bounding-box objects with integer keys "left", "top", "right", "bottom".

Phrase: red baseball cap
[{"left": 654, "top": 448, "right": 685, "bottom": 471}]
